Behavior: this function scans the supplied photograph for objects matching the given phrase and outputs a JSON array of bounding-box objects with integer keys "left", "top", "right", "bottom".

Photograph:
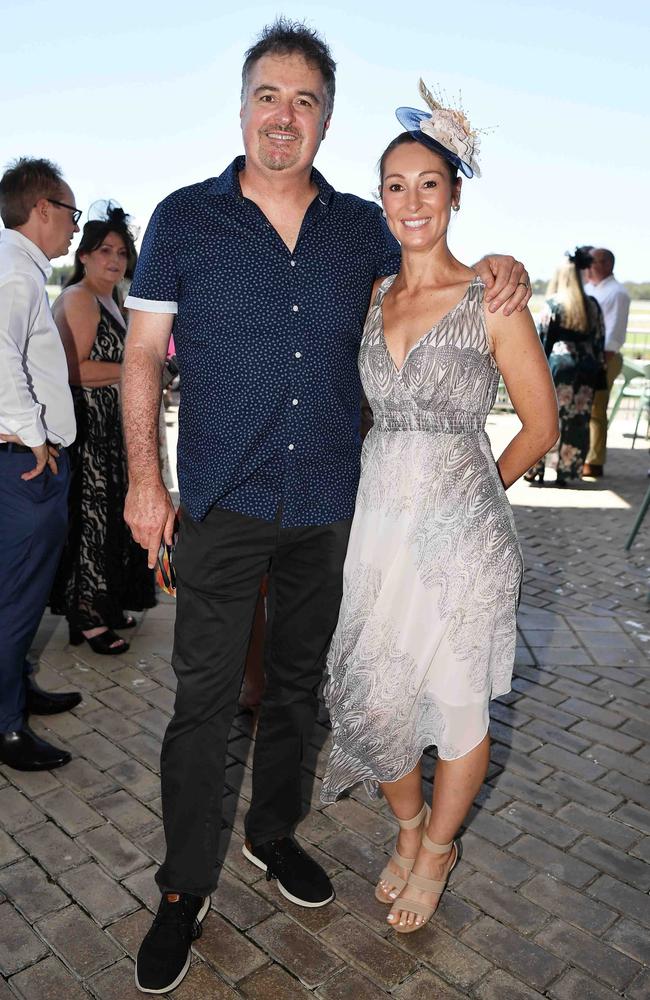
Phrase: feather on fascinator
[{"left": 396, "top": 80, "right": 482, "bottom": 179}]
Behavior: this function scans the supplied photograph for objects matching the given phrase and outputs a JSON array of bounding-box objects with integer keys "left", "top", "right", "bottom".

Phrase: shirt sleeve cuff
[
  {"left": 0, "top": 413, "right": 46, "bottom": 448},
  {"left": 124, "top": 295, "right": 178, "bottom": 314}
]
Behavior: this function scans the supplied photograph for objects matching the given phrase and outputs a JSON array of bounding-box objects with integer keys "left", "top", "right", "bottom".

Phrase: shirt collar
[
  {"left": 0, "top": 228, "right": 53, "bottom": 280},
  {"left": 212, "top": 156, "right": 335, "bottom": 206}
]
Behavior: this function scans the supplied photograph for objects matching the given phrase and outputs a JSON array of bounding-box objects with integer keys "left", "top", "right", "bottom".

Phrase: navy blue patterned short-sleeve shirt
[{"left": 126, "top": 156, "right": 400, "bottom": 526}]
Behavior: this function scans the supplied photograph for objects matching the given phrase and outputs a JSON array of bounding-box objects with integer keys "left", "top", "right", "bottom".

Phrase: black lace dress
[{"left": 51, "top": 301, "right": 155, "bottom": 629}]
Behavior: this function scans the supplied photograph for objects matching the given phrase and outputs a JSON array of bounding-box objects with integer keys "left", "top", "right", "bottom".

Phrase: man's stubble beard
[{"left": 257, "top": 129, "right": 304, "bottom": 172}]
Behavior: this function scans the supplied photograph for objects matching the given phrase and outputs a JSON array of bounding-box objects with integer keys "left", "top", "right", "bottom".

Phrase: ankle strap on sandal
[
  {"left": 397, "top": 802, "right": 429, "bottom": 830},
  {"left": 422, "top": 832, "right": 454, "bottom": 854}
]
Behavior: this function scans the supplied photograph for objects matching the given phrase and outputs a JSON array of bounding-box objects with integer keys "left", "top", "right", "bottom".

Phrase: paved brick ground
[{"left": 1, "top": 412, "right": 649, "bottom": 999}]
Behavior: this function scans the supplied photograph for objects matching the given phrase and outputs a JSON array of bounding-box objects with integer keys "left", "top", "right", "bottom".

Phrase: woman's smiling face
[{"left": 381, "top": 140, "right": 461, "bottom": 250}]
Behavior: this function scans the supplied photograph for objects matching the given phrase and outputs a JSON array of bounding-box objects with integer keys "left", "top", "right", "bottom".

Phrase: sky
[{"left": 1, "top": 0, "right": 649, "bottom": 280}]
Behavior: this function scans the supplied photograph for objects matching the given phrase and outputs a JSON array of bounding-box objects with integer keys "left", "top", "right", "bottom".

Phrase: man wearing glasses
[{"left": 0, "top": 157, "right": 82, "bottom": 773}]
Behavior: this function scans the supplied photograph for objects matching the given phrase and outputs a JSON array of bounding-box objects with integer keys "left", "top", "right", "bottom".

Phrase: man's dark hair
[
  {"left": 0, "top": 157, "right": 65, "bottom": 228},
  {"left": 241, "top": 18, "right": 336, "bottom": 116}
]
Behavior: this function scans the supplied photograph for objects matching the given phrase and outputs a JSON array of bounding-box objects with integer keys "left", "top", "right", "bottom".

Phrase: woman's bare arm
[
  {"left": 485, "top": 306, "right": 559, "bottom": 489},
  {"left": 53, "top": 288, "right": 122, "bottom": 387}
]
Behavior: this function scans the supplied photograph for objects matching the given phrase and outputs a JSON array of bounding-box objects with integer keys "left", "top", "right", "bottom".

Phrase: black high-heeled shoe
[
  {"left": 69, "top": 626, "right": 129, "bottom": 655},
  {"left": 523, "top": 466, "right": 544, "bottom": 484}
]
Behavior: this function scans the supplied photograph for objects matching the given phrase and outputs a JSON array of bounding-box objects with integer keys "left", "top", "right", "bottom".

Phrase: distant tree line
[
  {"left": 533, "top": 278, "right": 649, "bottom": 299},
  {"left": 49, "top": 264, "right": 73, "bottom": 286},
  {"left": 623, "top": 282, "right": 650, "bottom": 300},
  {"left": 48, "top": 263, "right": 650, "bottom": 299}
]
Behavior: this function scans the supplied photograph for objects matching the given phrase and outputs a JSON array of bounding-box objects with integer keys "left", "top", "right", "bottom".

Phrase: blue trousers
[{"left": 0, "top": 448, "right": 70, "bottom": 732}]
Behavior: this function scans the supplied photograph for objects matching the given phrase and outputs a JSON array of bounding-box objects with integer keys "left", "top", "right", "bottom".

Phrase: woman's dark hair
[
  {"left": 568, "top": 246, "right": 593, "bottom": 271},
  {"left": 378, "top": 132, "right": 459, "bottom": 187},
  {"left": 242, "top": 17, "right": 336, "bottom": 116},
  {"left": 0, "top": 156, "right": 65, "bottom": 228},
  {"left": 66, "top": 203, "right": 137, "bottom": 288}
]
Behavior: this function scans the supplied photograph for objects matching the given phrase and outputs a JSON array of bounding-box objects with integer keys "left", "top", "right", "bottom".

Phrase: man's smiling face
[{"left": 240, "top": 52, "right": 331, "bottom": 175}]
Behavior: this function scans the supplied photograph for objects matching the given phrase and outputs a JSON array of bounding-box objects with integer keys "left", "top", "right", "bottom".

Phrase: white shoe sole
[
  {"left": 134, "top": 895, "right": 211, "bottom": 994},
  {"left": 241, "top": 844, "right": 334, "bottom": 908}
]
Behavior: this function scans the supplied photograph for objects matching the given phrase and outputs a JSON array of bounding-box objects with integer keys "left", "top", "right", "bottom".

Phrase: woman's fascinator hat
[
  {"left": 87, "top": 199, "right": 139, "bottom": 240},
  {"left": 567, "top": 246, "right": 593, "bottom": 270},
  {"left": 396, "top": 80, "right": 482, "bottom": 179}
]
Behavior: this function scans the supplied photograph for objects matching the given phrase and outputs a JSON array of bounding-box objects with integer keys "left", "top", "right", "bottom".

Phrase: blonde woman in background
[{"left": 525, "top": 249, "right": 606, "bottom": 486}]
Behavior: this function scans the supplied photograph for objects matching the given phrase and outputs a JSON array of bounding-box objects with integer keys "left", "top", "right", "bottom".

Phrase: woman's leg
[
  {"left": 377, "top": 763, "right": 426, "bottom": 900},
  {"left": 388, "top": 734, "right": 490, "bottom": 929}
]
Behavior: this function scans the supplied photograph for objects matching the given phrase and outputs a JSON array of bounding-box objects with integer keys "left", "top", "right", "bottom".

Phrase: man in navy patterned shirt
[{"left": 123, "top": 19, "right": 531, "bottom": 994}]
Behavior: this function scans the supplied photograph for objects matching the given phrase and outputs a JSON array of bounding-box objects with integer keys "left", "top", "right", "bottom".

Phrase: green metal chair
[
  {"left": 630, "top": 380, "right": 650, "bottom": 448},
  {"left": 608, "top": 358, "right": 650, "bottom": 427},
  {"left": 625, "top": 483, "right": 650, "bottom": 551}
]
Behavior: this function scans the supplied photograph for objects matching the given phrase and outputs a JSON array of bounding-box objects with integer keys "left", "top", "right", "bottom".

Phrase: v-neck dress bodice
[
  {"left": 322, "top": 275, "right": 523, "bottom": 803},
  {"left": 364, "top": 274, "right": 501, "bottom": 430}
]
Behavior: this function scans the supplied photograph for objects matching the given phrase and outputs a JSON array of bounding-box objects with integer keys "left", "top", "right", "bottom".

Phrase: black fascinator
[{"left": 567, "top": 246, "right": 593, "bottom": 270}]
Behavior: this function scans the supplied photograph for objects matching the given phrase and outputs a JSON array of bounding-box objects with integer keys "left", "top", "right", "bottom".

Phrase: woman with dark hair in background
[
  {"left": 51, "top": 203, "right": 155, "bottom": 654},
  {"left": 525, "top": 249, "right": 606, "bottom": 486}
]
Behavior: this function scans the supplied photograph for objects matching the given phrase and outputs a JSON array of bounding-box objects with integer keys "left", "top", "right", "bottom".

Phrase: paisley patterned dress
[{"left": 322, "top": 276, "right": 522, "bottom": 803}]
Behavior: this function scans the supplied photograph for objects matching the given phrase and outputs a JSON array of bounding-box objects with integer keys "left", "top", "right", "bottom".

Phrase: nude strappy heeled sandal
[
  {"left": 388, "top": 831, "right": 460, "bottom": 932},
  {"left": 375, "top": 803, "right": 431, "bottom": 904}
]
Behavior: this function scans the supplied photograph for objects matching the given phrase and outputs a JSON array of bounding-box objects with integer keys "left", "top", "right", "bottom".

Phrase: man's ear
[
  {"left": 321, "top": 115, "right": 332, "bottom": 141},
  {"left": 33, "top": 197, "right": 51, "bottom": 223}
]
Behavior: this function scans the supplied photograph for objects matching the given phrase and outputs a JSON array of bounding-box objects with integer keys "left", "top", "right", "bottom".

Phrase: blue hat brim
[{"left": 395, "top": 106, "right": 474, "bottom": 178}]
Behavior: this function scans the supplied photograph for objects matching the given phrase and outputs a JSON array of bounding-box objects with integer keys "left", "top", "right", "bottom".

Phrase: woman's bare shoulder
[{"left": 55, "top": 284, "right": 99, "bottom": 316}]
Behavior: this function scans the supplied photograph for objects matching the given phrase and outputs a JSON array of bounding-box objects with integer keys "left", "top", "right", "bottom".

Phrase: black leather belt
[
  {"left": 0, "top": 441, "right": 64, "bottom": 454},
  {"left": 0, "top": 442, "right": 32, "bottom": 454}
]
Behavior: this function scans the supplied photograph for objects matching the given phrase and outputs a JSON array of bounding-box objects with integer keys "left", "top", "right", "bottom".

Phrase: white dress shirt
[
  {"left": 584, "top": 274, "right": 631, "bottom": 353},
  {"left": 0, "top": 229, "right": 75, "bottom": 447}
]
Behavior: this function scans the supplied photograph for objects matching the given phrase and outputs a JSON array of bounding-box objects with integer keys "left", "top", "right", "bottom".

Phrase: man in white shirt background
[
  {"left": 583, "top": 247, "right": 631, "bottom": 478},
  {"left": 0, "top": 157, "right": 82, "bottom": 772}
]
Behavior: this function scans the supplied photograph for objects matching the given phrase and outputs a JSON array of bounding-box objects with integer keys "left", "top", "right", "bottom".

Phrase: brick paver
[{"left": 1, "top": 411, "right": 648, "bottom": 997}]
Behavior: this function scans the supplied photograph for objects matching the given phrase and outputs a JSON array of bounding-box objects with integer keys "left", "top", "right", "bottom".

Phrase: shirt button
[
  {"left": 294, "top": 351, "right": 302, "bottom": 358},
  {"left": 292, "top": 398, "right": 299, "bottom": 406},
  {"left": 288, "top": 443, "right": 295, "bottom": 451},
  {"left": 292, "top": 304, "right": 299, "bottom": 312},
  {"left": 290, "top": 260, "right": 296, "bottom": 267}
]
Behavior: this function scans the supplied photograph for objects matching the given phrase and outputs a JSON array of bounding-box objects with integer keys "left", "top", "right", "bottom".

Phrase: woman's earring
[
  {"left": 452, "top": 203, "right": 460, "bottom": 212},
  {"left": 381, "top": 208, "right": 387, "bottom": 218}
]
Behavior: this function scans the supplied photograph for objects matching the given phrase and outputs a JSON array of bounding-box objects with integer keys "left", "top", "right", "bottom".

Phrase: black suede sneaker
[
  {"left": 242, "top": 836, "right": 334, "bottom": 907},
  {"left": 135, "top": 891, "right": 210, "bottom": 994}
]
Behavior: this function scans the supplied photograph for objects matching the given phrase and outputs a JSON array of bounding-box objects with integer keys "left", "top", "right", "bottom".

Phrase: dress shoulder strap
[{"left": 373, "top": 273, "right": 397, "bottom": 307}]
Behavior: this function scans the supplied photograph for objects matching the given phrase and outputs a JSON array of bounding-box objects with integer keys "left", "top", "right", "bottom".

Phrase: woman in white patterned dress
[{"left": 322, "top": 89, "right": 558, "bottom": 933}]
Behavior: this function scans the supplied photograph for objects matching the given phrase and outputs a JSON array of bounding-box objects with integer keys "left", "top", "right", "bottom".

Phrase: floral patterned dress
[
  {"left": 321, "top": 276, "right": 523, "bottom": 803},
  {"left": 536, "top": 297, "right": 606, "bottom": 481}
]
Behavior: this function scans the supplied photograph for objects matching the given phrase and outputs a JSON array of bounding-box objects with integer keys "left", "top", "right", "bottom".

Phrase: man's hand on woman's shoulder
[{"left": 473, "top": 255, "right": 531, "bottom": 315}]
